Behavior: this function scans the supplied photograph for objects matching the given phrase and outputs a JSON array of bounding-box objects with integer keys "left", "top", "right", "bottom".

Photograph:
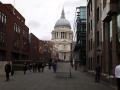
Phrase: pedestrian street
[{"left": 0, "top": 67, "right": 116, "bottom": 90}]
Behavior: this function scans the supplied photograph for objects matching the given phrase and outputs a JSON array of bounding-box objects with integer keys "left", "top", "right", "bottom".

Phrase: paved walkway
[{"left": 0, "top": 67, "right": 117, "bottom": 90}]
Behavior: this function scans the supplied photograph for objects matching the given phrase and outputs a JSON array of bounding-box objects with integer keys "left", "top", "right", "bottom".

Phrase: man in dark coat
[
  {"left": 5, "top": 62, "right": 11, "bottom": 81},
  {"left": 23, "top": 63, "right": 27, "bottom": 74},
  {"left": 95, "top": 64, "right": 101, "bottom": 82}
]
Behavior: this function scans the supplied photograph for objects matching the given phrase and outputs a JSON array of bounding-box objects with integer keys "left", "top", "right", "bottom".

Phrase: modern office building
[{"left": 74, "top": 6, "right": 86, "bottom": 65}]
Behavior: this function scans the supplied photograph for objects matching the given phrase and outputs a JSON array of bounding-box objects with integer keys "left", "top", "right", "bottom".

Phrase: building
[
  {"left": 29, "top": 33, "right": 39, "bottom": 62},
  {"left": 74, "top": 6, "right": 86, "bottom": 65},
  {"left": 51, "top": 9, "right": 73, "bottom": 61},
  {"left": 86, "top": 0, "right": 120, "bottom": 79},
  {"left": 102, "top": 0, "right": 120, "bottom": 75},
  {"left": 86, "top": 0, "right": 96, "bottom": 71},
  {"left": 39, "top": 40, "right": 59, "bottom": 63},
  {"left": 0, "top": 2, "right": 30, "bottom": 72},
  {"left": 0, "top": 3, "right": 29, "bottom": 61},
  {"left": 39, "top": 40, "right": 52, "bottom": 62}
]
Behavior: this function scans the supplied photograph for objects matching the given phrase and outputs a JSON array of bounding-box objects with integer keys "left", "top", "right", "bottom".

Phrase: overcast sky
[{"left": 1, "top": 0, "right": 87, "bottom": 40}]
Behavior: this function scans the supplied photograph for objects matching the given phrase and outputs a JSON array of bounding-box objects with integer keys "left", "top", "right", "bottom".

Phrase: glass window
[
  {"left": 110, "top": 21, "right": 112, "bottom": 42},
  {"left": 117, "top": 14, "right": 120, "bottom": 42},
  {"left": 96, "top": 7, "right": 99, "bottom": 22},
  {"left": 1, "top": 13, "right": 4, "bottom": 23},
  {"left": 97, "top": 31, "right": 99, "bottom": 46},
  {"left": 4, "top": 16, "right": 6, "bottom": 24},
  {"left": 0, "top": 12, "right": 1, "bottom": 21}
]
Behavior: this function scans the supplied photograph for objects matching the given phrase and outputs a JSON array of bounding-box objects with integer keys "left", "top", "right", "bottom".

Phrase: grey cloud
[
  {"left": 64, "top": 0, "right": 87, "bottom": 7},
  {"left": 28, "top": 20, "right": 41, "bottom": 29}
]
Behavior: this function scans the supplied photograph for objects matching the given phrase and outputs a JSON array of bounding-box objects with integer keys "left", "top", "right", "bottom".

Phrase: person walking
[
  {"left": 52, "top": 61, "right": 57, "bottom": 73},
  {"left": 74, "top": 61, "right": 78, "bottom": 71},
  {"left": 115, "top": 64, "right": 120, "bottom": 90},
  {"left": 41, "top": 62, "right": 45, "bottom": 72},
  {"left": 95, "top": 64, "right": 101, "bottom": 82},
  {"left": 5, "top": 62, "right": 11, "bottom": 81},
  {"left": 38, "top": 62, "right": 42, "bottom": 72},
  {"left": 48, "top": 58, "right": 52, "bottom": 70},
  {"left": 23, "top": 63, "right": 27, "bottom": 74}
]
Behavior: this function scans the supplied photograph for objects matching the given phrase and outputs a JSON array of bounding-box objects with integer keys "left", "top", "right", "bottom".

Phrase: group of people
[
  {"left": 23, "top": 60, "right": 58, "bottom": 74},
  {"left": 4, "top": 60, "right": 58, "bottom": 81},
  {"left": 23, "top": 62, "right": 46, "bottom": 74}
]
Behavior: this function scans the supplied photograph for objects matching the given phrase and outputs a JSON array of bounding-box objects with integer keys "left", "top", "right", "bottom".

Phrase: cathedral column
[{"left": 58, "top": 32, "right": 60, "bottom": 39}]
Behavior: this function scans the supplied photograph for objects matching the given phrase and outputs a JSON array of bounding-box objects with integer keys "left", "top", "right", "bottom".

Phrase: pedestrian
[
  {"left": 5, "top": 62, "right": 11, "bottom": 81},
  {"left": 48, "top": 62, "right": 52, "bottom": 70},
  {"left": 28, "top": 63, "right": 32, "bottom": 72},
  {"left": 52, "top": 61, "right": 57, "bottom": 73},
  {"left": 74, "top": 61, "right": 78, "bottom": 70},
  {"left": 11, "top": 67, "right": 14, "bottom": 76},
  {"left": 38, "top": 62, "right": 42, "bottom": 72},
  {"left": 95, "top": 64, "right": 101, "bottom": 82},
  {"left": 48, "top": 58, "right": 52, "bottom": 70},
  {"left": 115, "top": 64, "right": 120, "bottom": 90},
  {"left": 23, "top": 63, "right": 27, "bottom": 74},
  {"left": 41, "top": 62, "right": 45, "bottom": 72},
  {"left": 32, "top": 63, "right": 35, "bottom": 72}
]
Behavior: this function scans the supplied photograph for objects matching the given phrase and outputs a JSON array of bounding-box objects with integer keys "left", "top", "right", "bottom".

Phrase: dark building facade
[
  {"left": 0, "top": 3, "right": 29, "bottom": 61},
  {"left": 87, "top": 0, "right": 120, "bottom": 80},
  {"left": 102, "top": 0, "right": 120, "bottom": 75},
  {"left": 74, "top": 6, "right": 86, "bottom": 65},
  {"left": 29, "top": 33, "right": 39, "bottom": 62}
]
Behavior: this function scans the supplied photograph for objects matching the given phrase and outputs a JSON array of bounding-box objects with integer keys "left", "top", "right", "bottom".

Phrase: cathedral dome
[{"left": 54, "top": 9, "right": 71, "bottom": 29}]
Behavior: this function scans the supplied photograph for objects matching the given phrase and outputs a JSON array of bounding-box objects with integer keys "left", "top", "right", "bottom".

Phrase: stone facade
[
  {"left": 52, "top": 9, "right": 73, "bottom": 61},
  {"left": 87, "top": 0, "right": 120, "bottom": 78}
]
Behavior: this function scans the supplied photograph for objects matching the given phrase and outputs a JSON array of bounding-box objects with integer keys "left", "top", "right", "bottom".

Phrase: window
[
  {"left": 91, "top": 20, "right": 92, "bottom": 31},
  {"left": 91, "top": 1, "right": 92, "bottom": 11},
  {"left": 57, "top": 32, "right": 58, "bottom": 38},
  {"left": 96, "top": 7, "right": 99, "bottom": 23},
  {"left": 0, "top": 12, "right": 1, "bottom": 21},
  {"left": 61, "top": 32, "right": 62, "bottom": 39},
  {"left": 64, "top": 53, "right": 66, "bottom": 60},
  {"left": 63, "top": 32, "right": 64, "bottom": 39},
  {"left": 103, "top": 0, "right": 107, "bottom": 9},
  {"left": 0, "top": 32, "right": 6, "bottom": 47},
  {"left": 89, "top": 40, "right": 90, "bottom": 51},
  {"left": 91, "top": 39, "right": 92, "bottom": 50},
  {"left": 1, "top": 13, "right": 4, "bottom": 23},
  {"left": 0, "top": 12, "right": 7, "bottom": 24},
  {"left": 80, "top": 8, "right": 86, "bottom": 19},
  {"left": 117, "top": 14, "right": 120, "bottom": 42},
  {"left": 109, "top": 21, "right": 112, "bottom": 42},
  {"left": 4, "top": 16, "right": 6, "bottom": 24},
  {"left": 88, "top": 22, "right": 90, "bottom": 34},
  {"left": 88, "top": 6, "right": 90, "bottom": 16},
  {"left": 14, "top": 23, "right": 20, "bottom": 33},
  {"left": 97, "top": 31, "right": 100, "bottom": 46}
]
